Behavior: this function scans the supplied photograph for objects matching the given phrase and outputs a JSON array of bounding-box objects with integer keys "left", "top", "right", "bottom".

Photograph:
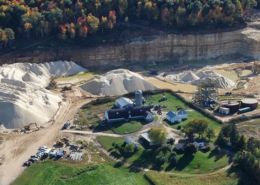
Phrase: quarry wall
[{"left": 1, "top": 27, "right": 260, "bottom": 68}]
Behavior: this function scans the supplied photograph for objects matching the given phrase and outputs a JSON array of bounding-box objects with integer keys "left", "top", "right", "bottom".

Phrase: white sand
[
  {"left": 0, "top": 61, "right": 86, "bottom": 129},
  {"left": 162, "top": 69, "right": 235, "bottom": 89},
  {"left": 80, "top": 69, "right": 156, "bottom": 96}
]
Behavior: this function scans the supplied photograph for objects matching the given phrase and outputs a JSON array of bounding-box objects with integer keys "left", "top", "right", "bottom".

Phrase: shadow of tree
[
  {"left": 208, "top": 148, "right": 226, "bottom": 162},
  {"left": 175, "top": 153, "right": 194, "bottom": 171},
  {"left": 128, "top": 150, "right": 154, "bottom": 172}
]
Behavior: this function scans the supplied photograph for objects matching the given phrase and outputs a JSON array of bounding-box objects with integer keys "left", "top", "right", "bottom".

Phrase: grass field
[
  {"left": 111, "top": 121, "right": 144, "bottom": 134},
  {"left": 145, "top": 170, "right": 238, "bottom": 185},
  {"left": 76, "top": 101, "right": 114, "bottom": 126},
  {"left": 174, "top": 151, "right": 229, "bottom": 174},
  {"left": 146, "top": 93, "right": 220, "bottom": 133},
  {"left": 12, "top": 161, "right": 150, "bottom": 185}
]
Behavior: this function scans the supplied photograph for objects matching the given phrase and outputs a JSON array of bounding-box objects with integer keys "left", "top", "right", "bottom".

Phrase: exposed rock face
[{"left": 1, "top": 27, "right": 260, "bottom": 68}]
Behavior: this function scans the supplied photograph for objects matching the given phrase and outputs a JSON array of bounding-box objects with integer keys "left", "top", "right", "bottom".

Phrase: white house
[{"left": 166, "top": 110, "right": 188, "bottom": 124}]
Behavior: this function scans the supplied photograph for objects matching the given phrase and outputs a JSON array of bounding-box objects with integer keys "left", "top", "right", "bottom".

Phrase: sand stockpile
[
  {"left": 162, "top": 69, "right": 235, "bottom": 89},
  {"left": 0, "top": 61, "right": 86, "bottom": 129},
  {"left": 80, "top": 69, "right": 156, "bottom": 96}
]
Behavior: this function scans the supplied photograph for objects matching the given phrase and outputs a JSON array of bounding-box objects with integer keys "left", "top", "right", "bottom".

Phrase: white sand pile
[
  {"left": 163, "top": 69, "right": 235, "bottom": 88},
  {"left": 0, "top": 61, "right": 86, "bottom": 129},
  {"left": 80, "top": 69, "right": 156, "bottom": 96}
]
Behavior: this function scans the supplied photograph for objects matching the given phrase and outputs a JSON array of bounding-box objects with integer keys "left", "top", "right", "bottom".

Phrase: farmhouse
[{"left": 166, "top": 110, "right": 188, "bottom": 123}]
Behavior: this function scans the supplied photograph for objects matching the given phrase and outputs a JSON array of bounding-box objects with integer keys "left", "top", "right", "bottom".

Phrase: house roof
[
  {"left": 140, "top": 132, "right": 151, "bottom": 143},
  {"left": 115, "top": 97, "right": 133, "bottom": 108},
  {"left": 166, "top": 111, "right": 177, "bottom": 118},
  {"left": 107, "top": 109, "right": 129, "bottom": 119},
  {"left": 177, "top": 110, "right": 187, "bottom": 115},
  {"left": 106, "top": 106, "right": 153, "bottom": 120}
]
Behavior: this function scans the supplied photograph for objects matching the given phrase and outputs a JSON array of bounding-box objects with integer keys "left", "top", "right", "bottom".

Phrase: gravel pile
[
  {"left": 0, "top": 61, "right": 86, "bottom": 128},
  {"left": 80, "top": 69, "right": 156, "bottom": 96}
]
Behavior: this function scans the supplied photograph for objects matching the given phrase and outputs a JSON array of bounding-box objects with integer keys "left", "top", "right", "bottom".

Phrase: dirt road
[
  {"left": 0, "top": 98, "right": 93, "bottom": 185},
  {"left": 62, "top": 130, "right": 121, "bottom": 137}
]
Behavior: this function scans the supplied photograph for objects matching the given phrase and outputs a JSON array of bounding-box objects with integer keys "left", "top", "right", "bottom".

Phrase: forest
[{"left": 0, "top": 0, "right": 258, "bottom": 48}]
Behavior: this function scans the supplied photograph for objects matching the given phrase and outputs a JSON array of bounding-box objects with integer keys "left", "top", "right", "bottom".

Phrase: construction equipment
[{"left": 24, "top": 122, "right": 39, "bottom": 131}]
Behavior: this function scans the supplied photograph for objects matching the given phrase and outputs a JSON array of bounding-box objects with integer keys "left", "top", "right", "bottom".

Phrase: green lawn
[
  {"left": 174, "top": 151, "right": 229, "bottom": 174},
  {"left": 111, "top": 121, "right": 144, "bottom": 134},
  {"left": 145, "top": 170, "right": 238, "bottom": 185},
  {"left": 12, "top": 161, "right": 149, "bottom": 185},
  {"left": 146, "top": 93, "right": 220, "bottom": 133},
  {"left": 97, "top": 136, "right": 125, "bottom": 151},
  {"left": 97, "top": 136, "right": 144, "bottom": 165}
]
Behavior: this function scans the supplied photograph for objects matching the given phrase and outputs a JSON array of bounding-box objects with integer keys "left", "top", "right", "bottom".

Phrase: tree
[
  {"left": 185, "top": 143, "right": 197, "bottom": 154},
  {"left": 184, "top": 119, "right": 209, "bottom": 139},
  {"left": 149, "top": 126, "right": 167, "bottom": 146},
  {"left": 216, "top": 130, "right": 229, "bottom": 147},
  {"left": 205, "top": 128, "right": 215, "bottom": 141},
  {"left": 236, "top": 135, "right": 247, "bottom": 151},
  {"left": 230, "top": 124, "right": 240, "bottom": 150}
]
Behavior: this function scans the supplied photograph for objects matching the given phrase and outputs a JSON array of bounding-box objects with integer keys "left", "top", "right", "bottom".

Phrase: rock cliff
[{"left": 1, "top": 27, "right": 260, "bottom": 68}]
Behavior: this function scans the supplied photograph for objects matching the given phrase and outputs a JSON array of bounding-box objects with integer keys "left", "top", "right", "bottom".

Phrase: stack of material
[{"left": 0, "top": 61, "right": 86, "bottom": 128}]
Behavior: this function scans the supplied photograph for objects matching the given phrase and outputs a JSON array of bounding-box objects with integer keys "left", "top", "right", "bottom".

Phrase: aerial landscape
[{"left": 1, "top": 0, "right": 260, "bottom": 185}]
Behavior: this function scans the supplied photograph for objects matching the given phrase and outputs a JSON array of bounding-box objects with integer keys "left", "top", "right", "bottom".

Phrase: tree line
[
  {"left": 0, "top": 0, "right": 258, "bottom": 48},
  {"left": 216, "top": 123, "right": 260, "bottom": 184}
]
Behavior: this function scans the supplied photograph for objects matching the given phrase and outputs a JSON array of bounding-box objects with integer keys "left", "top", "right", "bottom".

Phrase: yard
[
  {"left": 12, "top": 161, "right": 149, "bottom": 185},
  {"left": 111, "top": 121, "right": 144, "bottom": 134},
  {"left": 145, "top": 92, "right": 221, "bottom": 133},
  {"left": 97, "top": 136, "right": 229, "bottom": 174}
]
